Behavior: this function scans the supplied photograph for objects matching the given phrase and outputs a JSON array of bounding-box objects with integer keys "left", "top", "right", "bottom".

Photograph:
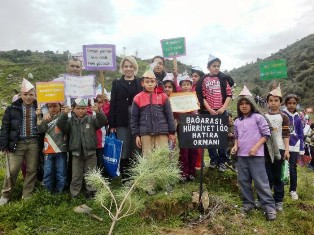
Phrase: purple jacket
[
  {"left": 234, "top": 113, "right": 270, "bottom": 157},
  {"left": 282, "top": 109, "right": 304, "bottom": 152}
]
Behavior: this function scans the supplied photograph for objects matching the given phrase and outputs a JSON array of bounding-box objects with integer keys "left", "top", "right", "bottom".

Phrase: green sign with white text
[
  {"left": 260, "top": 59, "right": 288, "bottom": 80},
  {"left": 160, "top": 37, "right": 186, "bottom": 58}
]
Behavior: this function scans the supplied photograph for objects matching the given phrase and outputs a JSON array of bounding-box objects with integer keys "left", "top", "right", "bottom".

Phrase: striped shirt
[{"left": 202, "top": 76, "right": 232, "bottom": 110}]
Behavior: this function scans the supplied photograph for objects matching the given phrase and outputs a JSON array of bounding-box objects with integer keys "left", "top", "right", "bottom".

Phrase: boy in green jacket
[{"left": 57, "top": 98, "right": 107, "bottom": 198}]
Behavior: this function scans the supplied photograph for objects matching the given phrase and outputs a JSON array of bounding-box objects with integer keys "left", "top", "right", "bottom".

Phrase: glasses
[{"left": 70, "top": 65, "right": 81, "bottom": 68}]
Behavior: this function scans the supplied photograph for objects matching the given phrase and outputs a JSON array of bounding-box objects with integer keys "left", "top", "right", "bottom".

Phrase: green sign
[
  {"left": 259, "top": 59, "right": 288, "bottom": 80},
  {"left": 160, "top": 37, "right": 186, "bottom": 58}
]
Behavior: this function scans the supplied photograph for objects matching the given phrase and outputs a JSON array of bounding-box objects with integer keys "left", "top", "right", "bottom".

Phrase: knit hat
[
  {"left": 73, "top": 98, "right": 88, "bottom": 107},
  {"left": 20, "top": 78, "right": 35, "bottom": 92},
  {"left": 142, "top": 62, "right": 157, "bottom": 79},
  {"left": 269, "top": 84, "right": 282, "bottom": 97}
]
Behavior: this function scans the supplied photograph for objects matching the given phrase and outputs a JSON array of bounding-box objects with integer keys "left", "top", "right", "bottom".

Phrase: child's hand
[
  {"left": 231, "top": 146, "right": 237, "bottom": 155},
  {"left": 43, "top": 113, "right": 52, "bottom": 122},
  {"left": 208, "top": 109, "right": 218, "bottom": 115},
  {"left": 135, "top": 136, "right": 142, "bottom": 148},
  {"left": 168, "top": 134, "right": 176, "bottom": 147},
  {"left": 284, "top": 150, "right": 290, "bottom": 160},
  {"left": 91, "top": 105, "right": 100, "bottom": 113},
  {"left": 35, "top": 108, "right": 42, "bottom": 116},
  {"left": 249, "top": 146, "right": 258, "bottom": 156},
  {"left": 63, "top": 106, "right": 72, "bottom": 114},
  {"left": 217, "top": 107, "right": 226, "bottom": 115}
]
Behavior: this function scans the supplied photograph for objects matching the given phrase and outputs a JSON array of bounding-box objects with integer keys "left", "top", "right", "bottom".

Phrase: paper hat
[
  {"left": 21, "top": 78, "right": 35, "bottom": 92},
  {"left": 142, "top": 62, "right": 157, "bottom": 79},
  {"left": 208, "top": 54, "right": 218, "bottom": 63},
  {"left": 178, "top": 71, "right": 193, "bottom": 85},
  {"left": 238, "top": 85, "right": 253, "bottom": 96},
  {"left": 191, "top": 66, "right": 204, "bottom": 73},
  {"left": 74, "top": 98, "right": 88, "bottom": 107},
  {"left": 162, "top": 73, "right": 174, "bottom": 82},
  {"left": 269, "top": 84, "right": 282, "bottom": 97}
]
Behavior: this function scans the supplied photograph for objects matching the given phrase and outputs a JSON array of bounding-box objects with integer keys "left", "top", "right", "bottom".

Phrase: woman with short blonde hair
[{"left": 119, "top": 56, "right": 139, "bottom": 75}]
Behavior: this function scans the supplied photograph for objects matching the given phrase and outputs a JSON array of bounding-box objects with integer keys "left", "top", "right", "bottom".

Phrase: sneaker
[
  {"left": 240, "top": 205, "right": 256, "bottom": 214},
  {"left": 266, "top": 211, "right": 276, "bottom": 221},
  {"left": 209, "top": 162, "right": 217, "bottom": 169},
  {"left": 290, "top": 191, "right": 299, "bottom": 200},
  {"left": 0, "top": 197, "right": 9, "bottom": 206},
  {"left": 188, "top": 175, "right": 196, "bottom": 181},
  {"left": 275, "top": 202, "right": 283, "bottom": 212},
  {"left": 218, "top": 163, "right": 227, "bottom": 172}
]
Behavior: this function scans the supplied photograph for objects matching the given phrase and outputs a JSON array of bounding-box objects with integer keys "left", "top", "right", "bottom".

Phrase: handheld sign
[
  {"left": 169, "top": 92, "right": 200, "bottom": 113},
  {"left": 65, "top": 75, "right": 95, "bottom": 98},
  {"left": 260, "top": 59, "right": 288, "bottom": 80},
  {"left": 178, "top": 114, "right": 228, "bottom": 149},
  {"left": 83, "top": 44, "right": 116, "bottom": 71},
  {"left": 160, "top": 37, "right": 186, "bottom": 58},
  {"left": 36, "top": 82, "right": 65, "bottom": 103}
]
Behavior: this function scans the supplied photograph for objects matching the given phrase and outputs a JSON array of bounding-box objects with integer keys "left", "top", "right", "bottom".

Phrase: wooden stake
[
  {"left": 99, "top": 71, "right": 105, "bottom": 96},
  {"left": 173, "top": 57, "right": 178, "bottom": 72}
]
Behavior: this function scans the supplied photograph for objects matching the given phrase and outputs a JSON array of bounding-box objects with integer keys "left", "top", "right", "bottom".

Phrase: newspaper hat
[
  {"left": 269, "top": 84, "right": 282, "bottom": 97},
  {"left": 178, "top": 71, "right": 193, "bottom": 85},
  {"left": 237, "top": 85, "right": 261, "bottom": 114},
  {"left": 142, "top": 62, "right": 157, "bottom": 79},
  {"left": 238, "top": 85, "right": 253, "bottom": 97},
  {"left": 207, "top": 54, "right": 220, "bottom": 67},
  {"left": 162, "top": 73, "right": 175, "bottom": 82},
  {"left": 21, "top": 78, "right": 35, "bottom": 92},
  {"left": 73, "top": 98, "right": 88, "bottom": 107}
]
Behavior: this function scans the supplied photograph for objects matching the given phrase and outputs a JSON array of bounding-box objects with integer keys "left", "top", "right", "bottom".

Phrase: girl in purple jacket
[
  {"left": 282, "top": 94, "right": 304, "bottom": 200},
  {"left": 231, "top": 86, "right": 276, "bottom": 221}
]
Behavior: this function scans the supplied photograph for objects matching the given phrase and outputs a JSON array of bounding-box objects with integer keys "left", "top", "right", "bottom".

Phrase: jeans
[
  {"left": 43, "top": 152, "right": 67, "bottom": 193},
  {"left": 265, "top": 150, "right": 285, "bottom": 203},
  {"left": 289, "top": 152, "right": 298, "bottom": 192},
  {"left": 208, "top": 148, "right": 229, "bottom": 165}
]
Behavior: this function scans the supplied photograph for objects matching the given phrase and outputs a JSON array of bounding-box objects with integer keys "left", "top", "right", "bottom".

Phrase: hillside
[
  {"left": 0, "top": 34, "right": 313, "bottom": 116},
  {"left": 229, "top": 34, "right": 314, "bottom": 108}
]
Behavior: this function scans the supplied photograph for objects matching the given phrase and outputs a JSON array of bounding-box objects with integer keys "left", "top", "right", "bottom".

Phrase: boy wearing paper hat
[
  {"left": 56, "top": 97, "right": 107, "bottom": 198},
  {"left": 264, "top": 83, "right": 290, "bottom": 212},
  {"left": 0, "top": 78, "right": 43, "bottom": 205},
  {"left": 195, "top": 54, "right": 234, "bottom": 172}
]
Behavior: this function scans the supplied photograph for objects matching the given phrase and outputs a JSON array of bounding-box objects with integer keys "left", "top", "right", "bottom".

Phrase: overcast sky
[{"left": 1, "top": 0, "right": 313, "bottom": 72}]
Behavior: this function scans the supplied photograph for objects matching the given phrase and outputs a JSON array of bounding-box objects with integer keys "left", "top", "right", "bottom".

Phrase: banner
[
  {"left": 160, "top": 37, "right": 186, "bottom": 58},
  {"left": 169, "top": 92, "right": 199, "bottom": 113},
  {"left": 260, "top": 59, "right": 288, "bottom": 80},
  {"left": 178, "top": 114, "right": 228, "bottom": 149},
  {"left": 36, "top": 82, "right": 65, "bottom": 103},
  {"left": 83, "top": 44, "right": 116, "bottom": 71},
  {"left": 64, "top": 75, "right": 95, "bottom": 98}
]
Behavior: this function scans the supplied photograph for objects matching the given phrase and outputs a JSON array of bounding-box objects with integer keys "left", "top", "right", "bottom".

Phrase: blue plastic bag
[{"left": 102, "top": 133, "right": 123, "bottom": 178}]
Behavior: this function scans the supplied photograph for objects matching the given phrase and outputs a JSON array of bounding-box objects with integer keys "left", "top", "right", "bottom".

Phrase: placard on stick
[
  {"left": 160, "top": 37, "right": 186, "bottom": 58},
  {"left": 36, "top": 81, "right": 65, "bottom": 103},
  {"left": 83, "top": 44, "right": 116, "bottom": 71},
  {"left": 178, "top": 114, "right": 228, "bottom": 149},
  {"left": 64, "top": 75, "right": 95, "bottom": 98},
  {"left": 260, "top": 59, "right": 288, "bottom": 80}
]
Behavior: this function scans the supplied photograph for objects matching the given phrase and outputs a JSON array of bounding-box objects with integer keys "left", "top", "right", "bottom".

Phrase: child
[
  {"left": 231, "top": 85, "right": 276, "bottom": 221},
  {"left": 0, "top": 78, "right": 42, "bottom": 205},
  {"left": 264, "top": 84, "right": 290, "bottom": 211},
  {"left": 162, "top": 77, "right": 177, "bottom": 97},
  {"left": 282, "top": 94, "right": 304, "bottom": 200},
  {"left": 176, "top": 76, "right": 199, "bottom": 181},
  {"left": 57, "top": 98, "right": 107, "bottom": 198},
  {"left": 36, "top": 103, "right": 69, "bottom": 193},
  {"left": 305, "top": 123, "right": 314, "bottom": 169},
  {"left": 131, "top": 65, "right": 176, "bottom": 157},
  {"left": 196, "top": 55, "right": 233, "bottom": 172}
]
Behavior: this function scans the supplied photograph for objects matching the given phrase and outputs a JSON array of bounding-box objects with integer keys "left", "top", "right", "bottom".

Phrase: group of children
[{"left": 0, "top": 55, "right": 309, "bottom": 223}]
